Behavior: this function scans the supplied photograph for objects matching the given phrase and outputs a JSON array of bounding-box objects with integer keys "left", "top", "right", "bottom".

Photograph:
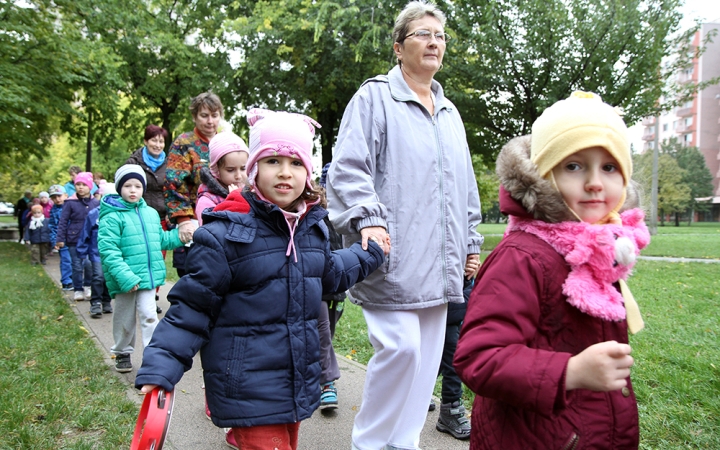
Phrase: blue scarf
[{"left": 142, "top": 146, "right": 165, "bottom": 172}]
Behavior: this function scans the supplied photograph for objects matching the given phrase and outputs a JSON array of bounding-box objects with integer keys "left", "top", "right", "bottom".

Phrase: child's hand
[
  {"left": 130, "top": 284, "right": 139, "bottom": 292},
  {"left": 565, "top": 341, "right": 633, "bottom": 392},
  {"left": 227, "top": 183, "right": 239, "bottom": 193},
  {"left": 140, "top": 384, "right": 158, "bottom": 394},
  {"left": 56, "top": 242, "right": 64, "bottom": 249},
  {"left": 464, "top": 254, "right": 480, "bottom": 279}
]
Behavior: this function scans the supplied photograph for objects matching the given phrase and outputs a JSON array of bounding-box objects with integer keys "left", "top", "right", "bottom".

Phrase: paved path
[{"left": 41, "top": 255, "right": 469, "bottom": 450}]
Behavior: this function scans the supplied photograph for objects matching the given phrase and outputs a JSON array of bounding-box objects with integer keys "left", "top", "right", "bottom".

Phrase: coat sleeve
[
  {"left": 454, "top": 245, "right": 572, "bottom": 417},
  {"left": 326, "top": 87, "right": 389, "bottom": 235},
  {"left": 164, "top": 137, "right": 196, "bottom": 224},
  {"left": 322, "top": 239, "right": 384, "bottom": 295},
  {"left": 464, "top": 146, "right": 484, "bottom": 254},
  {"left": 55, "top": 204, "right": 70, "bottom": 244},
  {"left": 98, "top": 213, "right": 142, "bottom": 293},
  {"left": 160, "top": 227, "right": 183, "bottom": 251},
  {"left": 135, "top": 227, "right": 231, "bottom": 391},
  {"left": 76, "top": 215, "right": 93, "bottom": 259}
]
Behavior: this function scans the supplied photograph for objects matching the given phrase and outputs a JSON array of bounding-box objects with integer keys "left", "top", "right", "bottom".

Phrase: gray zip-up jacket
[{"left": 327, "top": 65, "right": 483, "bottom": 310}]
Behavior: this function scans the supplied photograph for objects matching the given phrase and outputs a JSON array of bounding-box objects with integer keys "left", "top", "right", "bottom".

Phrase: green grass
[
  {"left": 0, "top": 215, "right": 15, "bottom": 224},
  {"left": 0, "top": 243, "right": 136, "bottom": 449}
]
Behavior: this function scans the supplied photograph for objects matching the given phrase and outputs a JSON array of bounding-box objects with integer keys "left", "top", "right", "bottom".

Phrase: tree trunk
[
  {"left": 674, "top": 212, "right": 679, "bottom": 226},
  {"left": 85, "top": 109, "right": 93, "bottom": 172},
  {"left": 316, "top": 109, "right": 340, "bottom": 168},
  {"left": 659, "top": 209, "right": 665, "bottom": 226}
]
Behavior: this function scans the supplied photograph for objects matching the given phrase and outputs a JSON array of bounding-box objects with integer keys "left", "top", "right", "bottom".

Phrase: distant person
[
  {"left": 14, "top": 190, "right": 32, "bottom": 243},
  {"left": 38, "top": 191, "right": 52, "bottom": 218},
  {"left": 326, "top": 2, "right": 482, "bottom": 448},
  {"left": 64, "top": 165, "right": 99, "bottom": 198},
  {"left": 454, "top": 91, "right": 651, "bottom": 449},
  {"left": 98, "top": 165, "right": 186, "bottom": 373},
  {"left": 56, "top": 172, "right": 99, "bottom": 301},
  {"left": 24, "top": 205, "right": 51, "bottom": 265},
  {"left": 48, "top": 185, "right": 73, "bottom": 290},
  {"left": 77, "top": 183, "right": 115, "bottom": 318},
  {"left": 136, "top": 109, "right": 384, "bottom": 450}
]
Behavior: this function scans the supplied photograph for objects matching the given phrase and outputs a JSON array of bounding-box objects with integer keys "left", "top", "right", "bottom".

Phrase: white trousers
[
  {"left": 351, "top": 304, "right": 447, "bottom": 450},
  {"left": 110, "top": 289, "right": 158, "bottom": 355}
]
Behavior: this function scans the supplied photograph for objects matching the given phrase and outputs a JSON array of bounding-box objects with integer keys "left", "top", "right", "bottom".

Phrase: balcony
[
  {"left": 642, "top": 116, "right": 656, "bottom": 126},
  {"left": 676, "top": 107, "right": 693, "bottom": 117},
  {"left": 642, "top": 133, "right": 656, "bottom": 142},
  {"left": 676, "top": 72, "right": 694, "bottom": 84},
  {"left": 675, "top": 123, "right": 690, "bottom": 133}
]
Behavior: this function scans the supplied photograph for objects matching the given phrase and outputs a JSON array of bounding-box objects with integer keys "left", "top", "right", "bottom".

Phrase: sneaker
[
  {"left": 320, "top": 381, "right": 338, "bottom": 410},
  {"left": 83, "top": 286, "right": 92, "bottom": 300},
  {"left": 90, "top": 303, "right": 102, "bottom": 318},
  {"left": 73, "top": 291, "right": 84, "bottom": 301},
  {"left": 429, "top": 399, "right": 436, "bottom": 412},
  {"left": 156, "top": 305, "right": 163, "bottom": 315},
  {"left": 225, "top": 429, "right": 239, "bottom": 449},
  {"left": 114, "top": 353, "right": 132, "bottom": 373},
  {"left": 62, "top": 284, "right": 73, "bottom": 291},
  {"left": 102, "top": 303, "right": 113, "bottom": 314},
  {"left": 436, "top": 400, "right": 471, "bottom": 440}
]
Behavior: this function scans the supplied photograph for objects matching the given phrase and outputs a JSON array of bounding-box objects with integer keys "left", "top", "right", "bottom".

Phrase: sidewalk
[{"left": 42, "top": 257, "right": 470, "bottom": 450}]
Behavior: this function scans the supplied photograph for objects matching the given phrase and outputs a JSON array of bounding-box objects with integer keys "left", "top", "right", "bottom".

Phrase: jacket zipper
[
  {"left": 432, "top": 113, "right": 449, "bottom": 301},
  {"left": 562, "top": 432, "right": 579, "bottom": 450},
  {"left": 136, "top": 206, "right": 155, "bottom": 288}
]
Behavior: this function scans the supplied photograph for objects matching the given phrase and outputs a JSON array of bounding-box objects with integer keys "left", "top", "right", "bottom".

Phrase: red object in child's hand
[{"left": 131, "top": 387, "right": 175, "bottom": 450}]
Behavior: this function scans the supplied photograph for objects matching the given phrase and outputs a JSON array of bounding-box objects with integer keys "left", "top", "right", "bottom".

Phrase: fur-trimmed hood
[
  {"left": 496, "top": 135, "right": 640, "bottom": 223},
  {"left": 198, "top": 166, "right": 230, "bottom": 198}
]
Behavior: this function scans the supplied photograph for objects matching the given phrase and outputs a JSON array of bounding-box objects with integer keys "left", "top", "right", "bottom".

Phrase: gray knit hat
[{"left": 114, "top": 164, "right": 147, "bottom": 192}]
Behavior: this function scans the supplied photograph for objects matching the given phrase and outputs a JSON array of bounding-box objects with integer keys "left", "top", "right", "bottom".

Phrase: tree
[
  {"left": 660, "top": 137, "right": 714, "bottom": 224},
  {"left": 634, "top": 150, "right": 691, "bottom": 225},
  {"left": 444, "top": 0, "right": 694, "bottom": 165}
]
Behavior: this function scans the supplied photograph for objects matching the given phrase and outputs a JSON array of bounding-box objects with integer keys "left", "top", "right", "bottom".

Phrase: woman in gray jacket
[{"left": 326, "top": 2, "right": 483, "bottom": 449}]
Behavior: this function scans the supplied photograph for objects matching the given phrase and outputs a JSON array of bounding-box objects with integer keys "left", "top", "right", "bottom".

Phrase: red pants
[{"left": 231, "top": 422, "right": 300, "bottom": 450}]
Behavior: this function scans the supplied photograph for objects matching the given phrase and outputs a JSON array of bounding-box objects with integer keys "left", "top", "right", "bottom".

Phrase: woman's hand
[
  {"left": 464, "top": 254, "right": 480, "bottom": 279},
  {"left": 361, "top": 226, "right": 391, "bottom": 255},
  {"left": 178, "top": 220, "right": 197, "bottom": 243},
  {"left": 140, "top": 384, "right": 158, "bottom": 394},
  {"left": 565, "top": 341, "right": 633, "bottom": 392}
]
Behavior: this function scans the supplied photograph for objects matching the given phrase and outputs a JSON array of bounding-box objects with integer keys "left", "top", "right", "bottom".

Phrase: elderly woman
[
  {"left": 326, "top": 2, "right": 483, "bottom": 449},
  {"left": 164, "top": 92, "right": 223, "bottom": 244}
]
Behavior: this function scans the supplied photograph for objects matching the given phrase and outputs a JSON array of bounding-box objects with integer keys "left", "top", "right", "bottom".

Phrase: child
[
  {"left": 454, "top": 92, "right": 650, "bottom": 449},
  {"left": 48, "top": 185, "right": 73, "bottom": 290},
  {"left": 136, "top": 109, "right": 385, "bottom": 450},
  {"left": 38, "top": 191, "right": 52, "bottom": 218},
  {"left": 77, "top": 183, "right": 116, "bottom": 318},
  {"left": 195, "top": 131, "right": 249, "bottom": 226},
  {"left": 98, "top": 165, "right": 186, "bottom": 373},
  {"left": 55, "top": 172, "right": 99, "bottom": 301},
  {"left": 24, "top": 204, "right": 51, "bottom": 265}
]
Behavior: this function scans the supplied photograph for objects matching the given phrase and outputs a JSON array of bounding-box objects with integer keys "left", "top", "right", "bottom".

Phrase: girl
[
  {"left": 454, "top": 92, "right": 650, "bottom": 449},
  {"left": 98, "top": 165, "right": 187, "bottom": 373},
  {"left": 195, "top": 131, "right": 249, "bottom": 225},
  {"left": 136, "top": 109, "right": 385, "bottom": 450},
  {"left": 56, "top": 171, "right": 99, "bottom": 301}
]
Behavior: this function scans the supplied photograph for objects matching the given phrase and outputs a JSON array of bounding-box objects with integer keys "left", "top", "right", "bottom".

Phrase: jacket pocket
[
  {"left": 561, "top": 432, "right": 579, "bottom": 450},
  {"left": 225, "top": 335, "right": 247, "bottom": 399}
]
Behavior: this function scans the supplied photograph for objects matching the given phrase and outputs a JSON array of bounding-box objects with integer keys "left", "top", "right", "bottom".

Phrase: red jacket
[{"left": 454, "top": 136, "right": 640, "bottom": 449}]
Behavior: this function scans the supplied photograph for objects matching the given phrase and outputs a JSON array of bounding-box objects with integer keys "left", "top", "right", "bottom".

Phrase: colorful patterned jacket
[{"left": 164, "top": 128, "right": 212, "bottom": 224}]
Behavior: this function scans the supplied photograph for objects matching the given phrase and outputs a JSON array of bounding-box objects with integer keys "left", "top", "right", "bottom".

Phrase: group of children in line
[{"left": 23, "top": 90, "right": 649, "bottom": 449}]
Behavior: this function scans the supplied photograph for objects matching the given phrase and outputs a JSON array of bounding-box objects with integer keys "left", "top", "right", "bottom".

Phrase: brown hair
[
  {"left": 144, "top": 124, "right": 169, "bottom": 141},
  {"left": 190, "top": 92, "right": 224, "bottom": 118}
]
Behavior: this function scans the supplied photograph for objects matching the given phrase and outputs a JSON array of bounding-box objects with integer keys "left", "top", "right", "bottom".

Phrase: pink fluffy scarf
[{"left": 506, "top": 208, "right": 651, "bottom": 321}]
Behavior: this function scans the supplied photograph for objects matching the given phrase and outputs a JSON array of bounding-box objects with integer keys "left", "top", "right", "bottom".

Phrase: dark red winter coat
[{"left": 454, "top": 136, "right": 640, "bottom": 450}]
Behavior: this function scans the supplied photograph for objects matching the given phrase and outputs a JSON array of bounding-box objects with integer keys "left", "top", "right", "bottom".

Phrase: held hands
[
  {"left": 56, "top": 242, "right": 64, "bottom": 249},
  {"left": 565, "top": 341, "right": 633, "bottom": 392},
  {"left": 465, "top": 254, "right": 480, "bottom": 279},
  {"left": 140, "top": 384, "right": 158, "bottom": 394},
  {"left": 227, "top": 183, "right": 240, "bottom": 193},
  {"left": 360, "top": 226, "right": 391, "bottom": 256},
  {"left": 178, "top": 220, "right": 196, "bottom": 244}
]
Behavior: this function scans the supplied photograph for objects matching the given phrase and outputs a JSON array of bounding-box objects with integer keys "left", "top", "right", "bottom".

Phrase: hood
[
  {"left": 99, "top": 194, "right": 147, "bottom": 217},
  {"left": 496, "top": 135, "right": 640, "bottom": 223},
  {"left": 199, "top": 166, "right": 230, "bottom": 198}
]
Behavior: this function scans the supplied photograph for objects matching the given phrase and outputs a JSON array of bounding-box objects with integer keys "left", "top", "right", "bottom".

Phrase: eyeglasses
[{"left": 404, "top": 29, "right": 451, "bottom": 43}]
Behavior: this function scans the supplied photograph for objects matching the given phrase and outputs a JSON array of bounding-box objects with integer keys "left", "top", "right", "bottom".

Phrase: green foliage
[
  {"left": 635, "top": 151, "right": 691, "bottom": 218},
  {"left": 0, "top": 243, "right": 136, "bottom": 448},
  {"left": 444, "top": 0, "right": 691, "bottom": 163}
]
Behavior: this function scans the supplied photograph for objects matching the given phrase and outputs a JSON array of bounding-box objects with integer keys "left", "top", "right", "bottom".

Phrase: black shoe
[
  {"left": 429, "top": 399, "right": 436, "bottom": 412},
  {"left": 436, "top": 401, "right": 471, "bottom": 440},
  {"left": 156, "top": 305, "right": 162, "bottom": 315},
  {"left": 114, "top": 353, "right": 132, "bottom": 373},
  {"left": 62, "top": 283, "right": 73, "bottom": 291},
  {"left": 90, "top": 303, "right": 102, "bottom": 318},
  {"left": 102, "top": 303, "right": 113, "bottom": 314}
]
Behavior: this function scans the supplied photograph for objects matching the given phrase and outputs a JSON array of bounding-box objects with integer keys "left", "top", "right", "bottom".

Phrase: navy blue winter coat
[
  {"left": 55, "top": 195, "right": 100, "bottom": 246},
  {"left": 76, "top": 207, "right": 100, "bottom": 262},
  {"left": 136, "top": 190, "right": 384, "bottom": 428},
  {"left": 24, "top": 220, "right": 51, "bottom": 244}
]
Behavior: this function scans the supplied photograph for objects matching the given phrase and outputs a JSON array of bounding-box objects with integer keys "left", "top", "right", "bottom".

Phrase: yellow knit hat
[{"left": 531, "top": 91, "right": 631, "bottom": 186}]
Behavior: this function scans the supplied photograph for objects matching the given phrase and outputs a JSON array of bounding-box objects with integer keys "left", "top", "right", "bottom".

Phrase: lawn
[{"left": 0, "top": 243, "right": 136, "bottom": 449}]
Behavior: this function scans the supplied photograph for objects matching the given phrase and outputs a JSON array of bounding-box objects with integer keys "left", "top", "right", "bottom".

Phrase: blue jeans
[
  {"left": 58, "top": 246, "right": 72, "bottom": 285},
  {"left": 67, "top": 245, "right": 92, "bottom": 291}
]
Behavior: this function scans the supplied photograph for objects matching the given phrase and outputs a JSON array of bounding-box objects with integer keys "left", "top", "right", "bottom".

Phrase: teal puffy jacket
[{"left": 98, "top": 195, "right": 182, "bottom": 297}]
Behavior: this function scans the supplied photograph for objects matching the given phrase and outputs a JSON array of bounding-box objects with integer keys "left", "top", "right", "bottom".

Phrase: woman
[
  {"left": 164, "top": 91, "right": 223, "bottom": 247},
  {"left": 126, "top": 124, "right": 170, "bottom": 315},
  {"left": 326, "top": 2, "right": 483, "bottom": 449}
]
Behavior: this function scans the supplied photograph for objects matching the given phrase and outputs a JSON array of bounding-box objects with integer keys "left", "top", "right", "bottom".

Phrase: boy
[{"left": 48, "top": 185, "right": 72, "bottom": 289}]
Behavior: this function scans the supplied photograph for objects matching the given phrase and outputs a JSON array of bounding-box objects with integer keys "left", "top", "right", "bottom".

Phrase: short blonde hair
[{"left": 392, "top": 1, "right": 447, "bottom": 45}]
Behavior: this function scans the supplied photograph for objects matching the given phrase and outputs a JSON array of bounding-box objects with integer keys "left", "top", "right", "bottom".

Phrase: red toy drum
[{"left": 131, "top": 388, "right": 175, "bottom": 450}]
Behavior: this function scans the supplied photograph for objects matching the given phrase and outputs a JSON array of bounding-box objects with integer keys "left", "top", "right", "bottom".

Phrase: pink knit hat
[
  {"left": 74, "top": 172, "right": 94, "bottom": 188},
  {"left": 209, "top": 132, "right": 249, "bottom": 178},
  {"left": 245, "top": 108, "right": 320, "bottom": 191}
]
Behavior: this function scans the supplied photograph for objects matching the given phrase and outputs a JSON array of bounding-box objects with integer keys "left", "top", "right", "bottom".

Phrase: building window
[
  {"left": 684, "top": 133, "right": 692, "bottom": 144},
  {"left": 663, "top": 123, "right": 668, "bottom": 131},
  {"left": 648, "top": 141, "right": 655, "bottom": 150},
  {"left": 685, "top": 117, "right": 693, "bottom": 126}
]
